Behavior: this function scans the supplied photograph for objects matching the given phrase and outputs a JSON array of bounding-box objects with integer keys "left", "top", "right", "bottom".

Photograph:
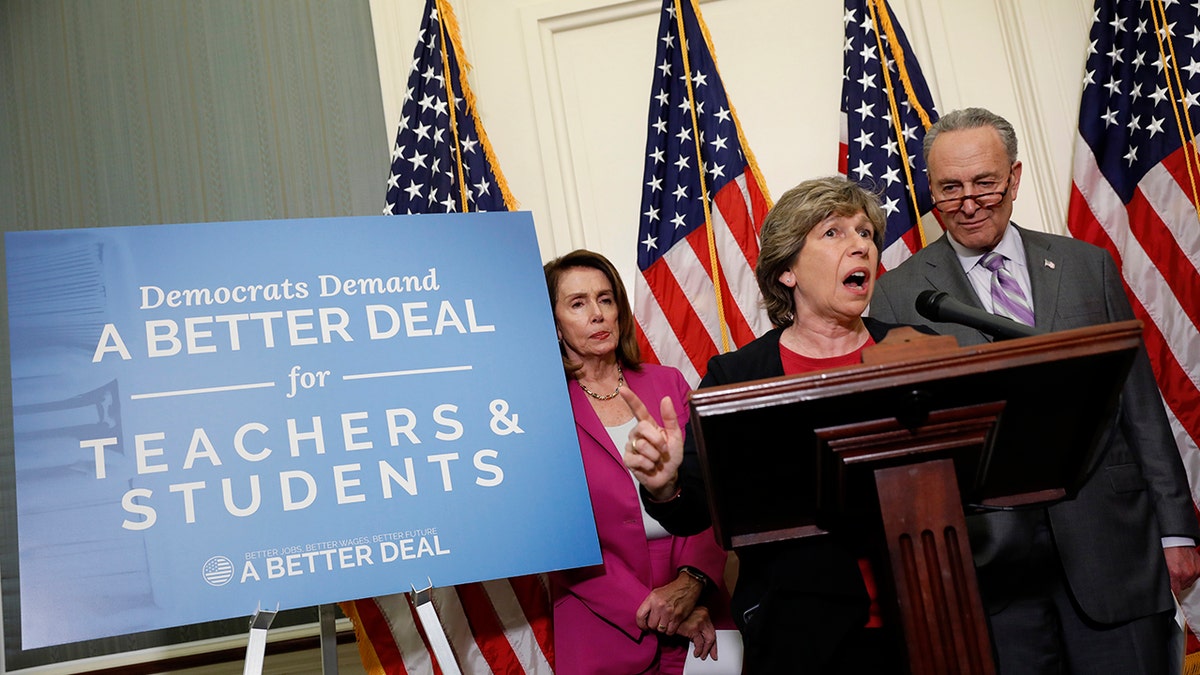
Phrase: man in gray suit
[{"left": 870, "top": 107, "right": 1200, "bottom": 674}]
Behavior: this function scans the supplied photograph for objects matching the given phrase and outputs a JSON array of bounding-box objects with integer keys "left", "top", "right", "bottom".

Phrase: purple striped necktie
[{"left": 981, "top": 251, "right": 1035, "bottom": 326}]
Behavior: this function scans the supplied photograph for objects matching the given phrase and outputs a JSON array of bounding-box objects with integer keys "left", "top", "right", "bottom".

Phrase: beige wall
[{"left": 371, "top": 0, "right": 1093, "bottom": 291}]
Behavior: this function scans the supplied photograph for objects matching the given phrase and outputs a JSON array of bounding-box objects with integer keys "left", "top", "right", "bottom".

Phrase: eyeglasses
[{"left": 932, "top": 175, "right": 1012, "bottom": 214}]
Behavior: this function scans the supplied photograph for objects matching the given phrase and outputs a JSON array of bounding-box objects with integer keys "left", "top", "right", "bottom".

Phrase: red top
[
  {"left": 780, "top": 336, "right": 884, "bottom": 628},
  {"left": 778, "top": 337, "right": 875, "bottom": 373}
]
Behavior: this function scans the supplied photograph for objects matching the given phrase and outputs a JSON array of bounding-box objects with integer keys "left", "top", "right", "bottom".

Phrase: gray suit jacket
[{"left": 870, "top": 225, "right": 1199, "bottom": 624}]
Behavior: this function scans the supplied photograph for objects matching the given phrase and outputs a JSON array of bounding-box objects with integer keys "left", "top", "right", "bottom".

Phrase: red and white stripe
[
  {"left": 1068, "top": 133, "right": 1200, "bottom": 492},
  {"left": 1070, "top": 129, "right": 1200, "bottom": 635},
  {"left": 342, "top": 575, "right": 554, "bottom": 674},
  {"left": 635, "top": 170, "right": 771, "bottom": 386}
]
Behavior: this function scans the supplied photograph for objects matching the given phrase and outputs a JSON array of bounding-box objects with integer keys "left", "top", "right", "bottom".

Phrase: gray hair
[{"left": 923, "top": 108, "right": 1018, "bottom": 164}]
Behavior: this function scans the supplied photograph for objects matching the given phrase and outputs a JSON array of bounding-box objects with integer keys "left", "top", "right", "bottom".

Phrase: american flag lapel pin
[{"left": 1044, "top": 259, "right": 1056, "bottom": 270}]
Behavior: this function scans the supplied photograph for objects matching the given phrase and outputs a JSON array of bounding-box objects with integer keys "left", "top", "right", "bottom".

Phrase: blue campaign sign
[{"left": 5, "top": 212, "right": 600, "bottom": 648}]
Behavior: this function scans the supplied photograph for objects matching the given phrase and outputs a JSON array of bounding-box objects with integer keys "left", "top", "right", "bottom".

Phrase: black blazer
[
  {"left": 643, "top": 318, "right": 918, "bottom": 620},
  {"left": 644, "top": 317, "right": 910, "bottom": 536}
]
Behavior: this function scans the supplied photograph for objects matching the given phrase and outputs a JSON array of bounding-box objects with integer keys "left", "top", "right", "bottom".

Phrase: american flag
[
  {"left": 633, "top": 0, "right": 772, "bottom": 386},
  {"left": 382, "top": 0, "right": 513, "bottom": 215},
  {"left": 839, "top": 0, "right": 938, "bottom": 271},
  {"left": 1066, "top": 0, "right": 1200, "bottom": 639},
  {"left": 343, "top": 1, "right": 552, "bottom": 673}
]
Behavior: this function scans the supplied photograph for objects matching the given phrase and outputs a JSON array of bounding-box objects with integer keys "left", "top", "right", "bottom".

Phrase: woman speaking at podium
[
  {"left": 544, "top": 249, "right": 738, "bottom": 675},
  {"left": 623, "top": 177, "right": 920, "bottom": 673}
]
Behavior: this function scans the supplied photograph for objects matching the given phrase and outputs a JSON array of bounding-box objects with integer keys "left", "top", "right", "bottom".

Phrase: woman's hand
[
  {"left": 634, "top": 570, "right": 704, "bottom": 636},
  {"left": 676, "top": 606, "right": 719, "bottom": 661},
  {"left": 619, "top": 388, "right": 683, "bottom": 501}
]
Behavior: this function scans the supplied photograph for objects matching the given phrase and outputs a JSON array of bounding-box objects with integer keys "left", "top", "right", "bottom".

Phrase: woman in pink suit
[{"left": 544, "top": 250, "right": 732, "bottom": 675}]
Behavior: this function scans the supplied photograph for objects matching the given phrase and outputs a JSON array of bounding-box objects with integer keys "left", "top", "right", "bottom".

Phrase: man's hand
[
  {"left": 620, "top": 388, "right": 683, "bottom": 501},
  {"left": 1165, "top": 545, "right": 1200, "bottom": 595}
]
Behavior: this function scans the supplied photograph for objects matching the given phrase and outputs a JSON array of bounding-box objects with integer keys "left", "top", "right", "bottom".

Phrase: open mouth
[{"left": 843, "top": 271, "right": 867, "bottom": 290}]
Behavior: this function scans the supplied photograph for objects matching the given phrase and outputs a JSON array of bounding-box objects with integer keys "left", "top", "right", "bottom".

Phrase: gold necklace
[{"left": 579, "top": 366, "right": 624, "bottom": 401}]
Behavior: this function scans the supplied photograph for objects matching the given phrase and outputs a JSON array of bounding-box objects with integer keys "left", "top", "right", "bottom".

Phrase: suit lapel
[
  {"left": 919, "top": 235, "right": 992, "bottom": 342},
  {"left": 924, "top": 236, "right": 986, "bottom": 309},
  {"left": 1018, "top": 226, "right": 1061, "bottom": 332},
  {"left": 568, "top": 378, "right": 624, "bottom": 465}
]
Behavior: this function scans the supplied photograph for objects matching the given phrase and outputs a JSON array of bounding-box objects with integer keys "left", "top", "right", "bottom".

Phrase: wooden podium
[{"left": 687, "top": 321, "right": 1145, "bottom": 675}]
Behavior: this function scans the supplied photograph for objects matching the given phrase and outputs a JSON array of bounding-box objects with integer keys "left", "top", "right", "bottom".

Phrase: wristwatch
[{"left": 678, "top": 565, "right": 710, "bottom": 590}]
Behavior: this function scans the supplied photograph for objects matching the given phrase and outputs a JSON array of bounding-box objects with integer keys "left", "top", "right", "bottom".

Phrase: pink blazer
[{"left": 552, "top": 364, "right": 730, "bottom": 674}]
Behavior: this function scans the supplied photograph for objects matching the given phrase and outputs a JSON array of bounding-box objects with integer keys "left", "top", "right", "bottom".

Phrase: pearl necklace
[{"left": 579, "top": 366, "right": 624, "bottom": 401}]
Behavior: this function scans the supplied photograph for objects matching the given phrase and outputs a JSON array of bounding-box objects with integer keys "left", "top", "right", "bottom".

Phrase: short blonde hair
[{"left": 755, "top": 176, "right": 885, "bottom": 327}]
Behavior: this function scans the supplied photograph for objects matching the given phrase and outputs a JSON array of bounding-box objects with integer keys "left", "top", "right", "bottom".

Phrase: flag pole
[
  {"left": 673, "top": 0, "right": 731, "bottom": 353},
  {"left": 434, "top": 0, "right": 519, "bottom": 213},
  {"left": 1148, "top": 0, "right": 1200, "bottom": 225},
  {"left": 435, "top": 0, "right": 470, "bottom": 211},
  {"left": 867, "top": 0, "right": 928, "bottom": 248}
]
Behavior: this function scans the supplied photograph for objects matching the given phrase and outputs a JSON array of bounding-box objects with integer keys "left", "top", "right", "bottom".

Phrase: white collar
[{"left": 946, "top": 223, "right": 1028, "bottom": 274}]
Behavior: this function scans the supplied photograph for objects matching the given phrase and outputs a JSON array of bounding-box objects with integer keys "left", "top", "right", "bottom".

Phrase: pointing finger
[
  {"left": 658, "top": 396, "right": 680, "bottom": 437},
  {"left": 618, "top": 386, "right": 654, "bottom": 424}
]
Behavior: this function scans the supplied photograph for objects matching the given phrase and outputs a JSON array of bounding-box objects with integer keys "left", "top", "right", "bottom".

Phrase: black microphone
[{"left": 915, "top": 290, "right": 1042, "bottom": 340}]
